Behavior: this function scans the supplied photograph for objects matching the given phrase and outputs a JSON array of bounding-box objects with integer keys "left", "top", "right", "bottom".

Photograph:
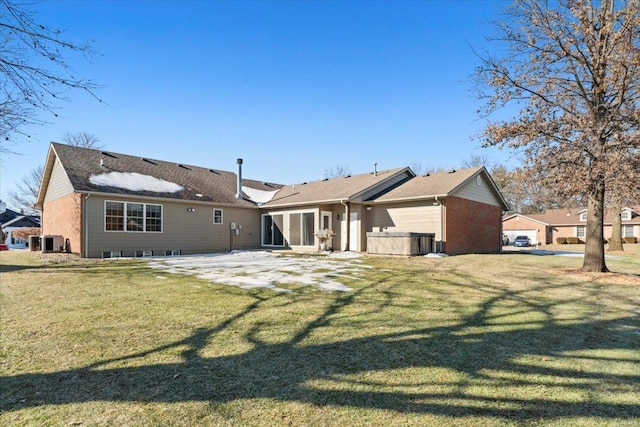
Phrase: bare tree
[
  {"left": 475, "top": 0, "right": 640, "bottom": 272},
  {"left": 63, "top": 131, "right": 103, "bottom": 149},
  {"left": 8, "top": 132, "right": 103, "bottom": 213},
  {"left": 0, "top": 0, "right": 100, "bottom": 147},
  {"left": 461, "top": 153, "right": 491, "bottom": 169},
  {"left": 324, "top": 164, "right": 351, "bottom": 179},
  {"left": 8, "top": 164, "right": 42, "bottom": 215}
]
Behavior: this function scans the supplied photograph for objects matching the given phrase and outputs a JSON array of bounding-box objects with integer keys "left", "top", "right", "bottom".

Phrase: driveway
[{"left": 147, "top": 251, "right": 367, "bottom": 292}]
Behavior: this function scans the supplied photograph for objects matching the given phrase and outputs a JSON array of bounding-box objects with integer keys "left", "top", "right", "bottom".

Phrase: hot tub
[{"left": 366, "top": 232, "right": 435, "bottom": 256}]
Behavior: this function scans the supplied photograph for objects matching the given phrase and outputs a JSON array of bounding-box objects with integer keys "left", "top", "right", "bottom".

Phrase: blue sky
[{"left": 1, "top": 0, "right": 519, "bottom": 206}]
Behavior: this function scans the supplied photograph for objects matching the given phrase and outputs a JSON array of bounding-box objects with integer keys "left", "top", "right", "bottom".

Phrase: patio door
[
  {"left": 341, "top": 211, "right": 359, "bottom": 251},
  {"left": 262, "top": 214, "right": 284, "bottom": 246}
]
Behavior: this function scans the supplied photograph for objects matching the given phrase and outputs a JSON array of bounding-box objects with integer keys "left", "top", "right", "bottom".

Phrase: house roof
[
  {"left": 504, "top": 206, "right": 640, "bottom": 226},
  {"left": 36, "top": 143, "right": 510, "bottom": 212},
  {"left": 372, "top": 167, "right": 510, "bottom": 210},
  {"left": 0, "top": 208, "right": 40, "bottom": 227},
  {"left": 37, "top": 143, "right": 282, "bottom": 207},
  {"left": 260, "top": 167, "right": 413, "bottom": 208}
]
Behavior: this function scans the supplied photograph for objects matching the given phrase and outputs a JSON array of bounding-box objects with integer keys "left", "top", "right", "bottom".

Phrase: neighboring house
[
  {"left": 0, "top": 208, "right": 41, "bottom": 249},
  {"left": 36, "top": 143, "right": 509, "bottom": 258},
  {"left": 503, "top": 207, "right": 640, "bottom": 244}
]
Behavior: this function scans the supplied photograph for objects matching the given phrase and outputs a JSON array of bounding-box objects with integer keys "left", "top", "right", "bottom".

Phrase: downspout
[
  {"left": 83, "top": 193, "right": 90, "bottom": 258},
  {"left": 435, "top": 196, "right": 444, "bottom": 254},
  {"left": 340, "top": 199, "right": 350, "bottom": 251}
]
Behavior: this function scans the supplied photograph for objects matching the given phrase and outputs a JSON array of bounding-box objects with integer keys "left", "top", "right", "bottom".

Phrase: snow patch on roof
[
  {"left": 242, "top": 185, "right": 279, "bottom": 205},
  {"left": 89, "top": 172, "right": 183, "bottom": 193}
]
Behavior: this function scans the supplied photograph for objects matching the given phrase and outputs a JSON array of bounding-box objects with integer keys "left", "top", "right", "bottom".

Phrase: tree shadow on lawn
[{"left": 2, "top": 276, "right": 639, "bottom": 423}]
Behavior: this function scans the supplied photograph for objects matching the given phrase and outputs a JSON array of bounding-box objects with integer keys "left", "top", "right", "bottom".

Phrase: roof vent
[
  {"left": 449, "top": 169, "right": 456, "bottom": 173},
  {"left": 143, "top": 158, "right": 157, "bottom": 165},
  {"left": 101, "top": 151, "right": 117, "bottom": 158},
  {"left": 236, "top": 158, "right": 243, "bottom": 199},
  {"left": 209, "top": 169, "right": 220, "bottom": 174},
  {"left": 100, "top": 159, "right": 104, "bottom": 167},
  {"left": 345, "top": 175, "right": 351, "bottom": 178},
  {"left": 178, "top": 164, "right": 191, "bottom": 170},
  {"left": 374, "top": 162, "right": 378, "bottom": 176}
]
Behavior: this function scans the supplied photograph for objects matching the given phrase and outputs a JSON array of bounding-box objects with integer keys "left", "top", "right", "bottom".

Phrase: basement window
[{"left": 102, "top": 251, "right": 123, "bottom": 258}]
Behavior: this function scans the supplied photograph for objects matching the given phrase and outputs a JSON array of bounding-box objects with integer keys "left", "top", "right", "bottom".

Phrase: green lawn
[{"left": 1, "top": 250, "right": 639, "bottom": 426}]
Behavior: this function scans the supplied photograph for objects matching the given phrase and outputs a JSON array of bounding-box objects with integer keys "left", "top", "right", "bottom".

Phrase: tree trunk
[
  {"left": 582, "top": 177, "right": 609, "bottom": 272},
  {"left": 607, "top": 198, "right": 624, "bottom": 252}
]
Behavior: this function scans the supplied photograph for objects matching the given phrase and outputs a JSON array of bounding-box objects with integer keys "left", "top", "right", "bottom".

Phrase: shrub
[
  {"left": 556, "top": 237, "right": 567, "bottom": 244},
  {"left": 566, "top": 237, "right": 581, "bottom": 244},
  {"left": 623, "top": 236, "right": 638, "bottom": 244}
]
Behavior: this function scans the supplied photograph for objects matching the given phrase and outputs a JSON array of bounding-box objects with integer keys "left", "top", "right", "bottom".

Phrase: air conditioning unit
[{"left": 42, "top": 235, "right": 64, "bottom": 253}]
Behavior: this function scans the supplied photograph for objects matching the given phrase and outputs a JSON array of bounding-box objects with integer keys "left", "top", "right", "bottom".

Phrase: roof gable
[{"left": 372, "top": 167, "right": 509, "bottom": 210}]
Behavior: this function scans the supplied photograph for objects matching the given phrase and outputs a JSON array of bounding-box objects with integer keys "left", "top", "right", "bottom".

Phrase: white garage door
[{"left": 504, "top": 229, "right": 537, "bottom": 245}]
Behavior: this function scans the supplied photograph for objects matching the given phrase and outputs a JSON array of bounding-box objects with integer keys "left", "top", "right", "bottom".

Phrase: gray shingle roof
[
  {"left": 260, "top": 167, "right": 412, "bottom": 208},
  {"left": 44, "top": 143, "right": 281, "bottom": 207},
  {"left": 373, "top": 167, "right": 487, "bottom": 202}
]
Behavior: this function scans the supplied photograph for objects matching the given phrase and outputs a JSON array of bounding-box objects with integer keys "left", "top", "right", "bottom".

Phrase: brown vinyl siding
[
  {"left": 84, "top": 195, "right": 260, "bottom": 258},
  {"left": 43, "top": 158, "right": 74, "bottom": 202},
  {"left": 454, "top": 176, "right": 504, "bottom": 207},
  {"left": 368, "top": 202, "right": 442, "bottom": 239}
]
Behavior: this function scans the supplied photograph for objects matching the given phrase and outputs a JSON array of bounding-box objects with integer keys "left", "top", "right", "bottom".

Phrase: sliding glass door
[{"left": 262, "top": 214, "right": 284, "bottom": 246}]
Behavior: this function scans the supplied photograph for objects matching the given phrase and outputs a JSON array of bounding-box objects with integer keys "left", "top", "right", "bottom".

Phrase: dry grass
[{"left": 1, "top": 249, "right": 639, "bottom": 426}]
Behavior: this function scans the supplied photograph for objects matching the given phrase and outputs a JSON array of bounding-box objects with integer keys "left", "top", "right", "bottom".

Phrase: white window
[
  {"left": 104, "top": 201, "right": 162, "bottom": 233},
  {"left": 127, "top": 203, "right": 144, "bottom": 231},
  {"left": 579, "top": 212, "right": 587, "bottom": 221},
  {"left": 622, "top": 225, "right": 634, "bottom": 237},
  {"left": 213, "top": 209, "right": 223, "bottom": 224},
  {"left": 145, "top": 205, "right": 162, "bottom": 232},
  {"left": 576, "top": 226, "right": 586, "bottom": 238},
  {"left": 621, "top": 210, "right": 631, "bottom": 220},
  {"left": 105, "top": 201, "right": 124, "bottom": 231}
]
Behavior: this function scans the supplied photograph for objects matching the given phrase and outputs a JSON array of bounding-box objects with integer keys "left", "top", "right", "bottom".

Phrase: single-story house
[
  {"left": 502, "top": 207, "right": 640, "bottom": 244},
  {"left": 0, "top": 208, "right": 41, "bottom": 249},
  {"left": 36, "top": 143, "right": 509, "bottom": 258}
]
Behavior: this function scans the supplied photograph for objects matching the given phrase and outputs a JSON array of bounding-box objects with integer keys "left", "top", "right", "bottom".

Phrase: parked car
[
  {"left": 512, "top": 235, "right": 531, "bottom": 247},
  {"left": 502, "top": 234, "right": 509, "bottom": 245}
]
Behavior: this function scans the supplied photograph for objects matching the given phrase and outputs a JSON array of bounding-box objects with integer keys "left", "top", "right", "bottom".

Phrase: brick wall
[
  {"left": 444, "top": 196, "right": 503, "bottom": 254},
  {"left": 41, "top": 193, "right": 82, "bottom": 254}
]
